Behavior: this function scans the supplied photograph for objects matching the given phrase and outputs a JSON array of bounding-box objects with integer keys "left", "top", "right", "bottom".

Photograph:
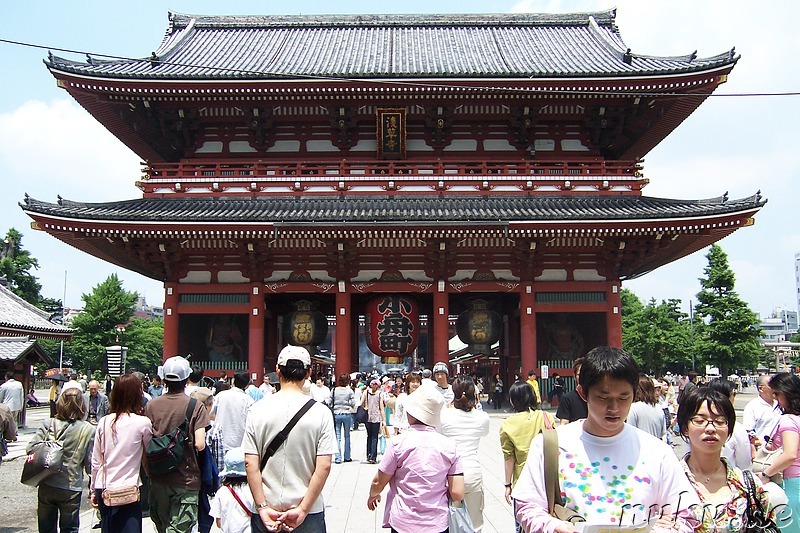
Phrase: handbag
[
  {"left": 448, "top": 498, "right": 474, "bottom": 533},
  {"left": 752, "top": 446, "right": 783, "bottom": 484},
  {"left": 542, "top": 428, "right": 585, "bottom": 524},
  {"left": 99, "top": 416, "right": 141, "bottom": 507},
  {"left": 741, "top": 470, "right": 780, "bottom": 533},
  {"left": 355, "top": 406, "right": 368, "bottom": 424},
  {"left": 20, "top": 420, "right": 66, "bottom": 487}
]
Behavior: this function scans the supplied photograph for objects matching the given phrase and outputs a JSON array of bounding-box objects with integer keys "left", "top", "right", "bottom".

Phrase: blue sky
[{"left": 1, "top": 1, "right": 798, "bottom": 318}]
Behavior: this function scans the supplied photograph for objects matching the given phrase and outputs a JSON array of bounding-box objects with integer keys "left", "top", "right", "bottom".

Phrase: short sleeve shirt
[
  {"left": 378, "top": 425, "right": 462, "bottom": 532},
  {"left": 145, "top": 391, "right": 210, "bottom": 491},
  {"left": 772, "top": 413, "right": 800, "bottom": 479}
]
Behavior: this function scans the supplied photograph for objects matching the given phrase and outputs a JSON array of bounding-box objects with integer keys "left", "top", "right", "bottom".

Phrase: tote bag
[{"left": 21, "top": 420, "right": 65, "bottom": 487}]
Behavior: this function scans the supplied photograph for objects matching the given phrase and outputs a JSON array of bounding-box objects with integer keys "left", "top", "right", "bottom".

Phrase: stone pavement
[{"left": 8, "top": 387, "right": 758, "bottom": 533}]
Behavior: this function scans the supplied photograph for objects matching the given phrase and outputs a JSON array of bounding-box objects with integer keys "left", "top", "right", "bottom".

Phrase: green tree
[
  {"left": 68, "top": 274, "right": 138, "bottom": 372},
  {"left": 622, "top": 291, "right": 693, "bottom": 374},
  {"left": 0, "top": 228, "right": 43, "bottom": 304},
  {"left": 694, "top": 244, "right": 762, "bottom": 376},
  {"left": 124, "top": 317, "right": 164, "bottom": 375}
]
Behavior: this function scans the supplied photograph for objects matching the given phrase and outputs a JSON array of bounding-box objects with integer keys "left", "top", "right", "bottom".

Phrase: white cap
[
  {"left": 432, "top": 362, "right": 449, "bottom": 376},
  {"left": 277, "top": 345, "right": 311, "bottom": 368},
  {"left": 162, "top": 356, "right": 191, "bottom": 382},
  {"left": 404, "top": 384, "right": 445, "bottom": 427}
]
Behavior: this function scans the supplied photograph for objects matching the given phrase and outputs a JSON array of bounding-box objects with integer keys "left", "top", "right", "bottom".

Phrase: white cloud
[{"left": 0, "top": 99, "right": 163, "bottom": 308}]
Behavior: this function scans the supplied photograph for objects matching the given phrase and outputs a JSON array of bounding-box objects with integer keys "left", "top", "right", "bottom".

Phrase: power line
[{"left": 2, "top": 36, "right": 799, "bottom": 98}]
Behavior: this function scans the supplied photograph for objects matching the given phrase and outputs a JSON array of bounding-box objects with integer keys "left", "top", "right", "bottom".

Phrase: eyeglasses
[{"left": 689, "top": 416, "right": 729, "bottom": 429}]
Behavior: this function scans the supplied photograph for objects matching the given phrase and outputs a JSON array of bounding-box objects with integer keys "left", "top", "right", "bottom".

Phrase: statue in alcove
[
  {"left": 206, "top": 315, "right": 243, "bottom": 363},
  {"left": 543, "top": 313, "right": 584, "bottom": 360}
]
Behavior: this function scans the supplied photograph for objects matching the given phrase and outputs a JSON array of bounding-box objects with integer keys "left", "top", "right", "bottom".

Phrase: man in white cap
[
  {"left": 432, "top": 362, "right": 455, "bottom": 407},
  {"left": 243, "top": 345, "right": 336, "bottom": 533},
  {"left": 367, "top": 384, "right": 465, "bottom": 531},
  {"left": 145, "top": 356, "right": 211, "bottom": 533}
]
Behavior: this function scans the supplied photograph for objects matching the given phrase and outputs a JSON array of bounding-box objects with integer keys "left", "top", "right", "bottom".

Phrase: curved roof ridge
[
  {"left": 632, "top": 47, "right": 738, "bottom": 64},
  {"left": 156, "top": 13, "right": 197, "bottom": 59},
  {"left": 165, "top": 10, "right": 618, "bottom": 28},
  {"left": 586, "top": 14, "right": 627, "bottom": 60}
]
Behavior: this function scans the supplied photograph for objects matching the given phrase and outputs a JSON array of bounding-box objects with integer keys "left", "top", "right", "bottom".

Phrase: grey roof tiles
[
  {"left": 0, "top": 284, "right": 73, "bottom": 338},
  {"left": 46, "top": 11, "right": 736, "bottom": 80},
  {"left": 21, "top": 194, "right": 764, "bottom": 224}
]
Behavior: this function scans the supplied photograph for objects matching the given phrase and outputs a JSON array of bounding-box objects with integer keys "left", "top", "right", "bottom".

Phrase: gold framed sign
[{"left": 376, "top": 108, "right": 406, "bottom": 159}]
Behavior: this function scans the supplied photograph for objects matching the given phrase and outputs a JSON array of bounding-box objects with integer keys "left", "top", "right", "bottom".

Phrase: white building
[{"left": 759, "top": 307, "right": 798, "bottom": 343}]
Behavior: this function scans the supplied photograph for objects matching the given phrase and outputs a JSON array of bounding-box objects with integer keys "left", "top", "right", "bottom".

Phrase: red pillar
[
  {"left": 163, "top": 283, "right": 179, "bottom": 360},
  {"left": 265, "top": 307, "right": 278, "bottom": 373},
  {"left": 335, "top": 288, "right": 352, "bottom": 377},
  {"left": 249, "top": 284, "right": 265, "bottom": 383},
  {"left": 606, "top": 281, "right": 623, "bottom": 347},
  {"left": 520, "top": 284, "right": 537, "bottom": 373},
  {"left": 433, "top": 288, "right": 449, "bottom": 364}
]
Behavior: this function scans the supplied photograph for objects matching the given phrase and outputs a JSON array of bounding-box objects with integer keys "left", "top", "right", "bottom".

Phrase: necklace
[{"left": 690, "top": 459, "right": 725, "bottom": 483}]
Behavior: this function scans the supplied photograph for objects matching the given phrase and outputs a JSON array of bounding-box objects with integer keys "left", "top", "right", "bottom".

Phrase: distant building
[
  {"left": 133, "top": 296, "right": 164, "bottom": 321},
  {"left": 795, "top": 252, "right": 800, "bottom": 314},
  {"left": 759, "top": 307, "right": 798, "bottom": 343}
]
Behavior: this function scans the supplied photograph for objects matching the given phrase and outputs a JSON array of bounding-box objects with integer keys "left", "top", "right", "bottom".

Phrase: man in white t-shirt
[
  {"left": 431, "top": 362, "right": 455, "bottom": 407},
  {"left": 259, "top": 375, "right": 275, "bottom": 396},
  {"left": 513, "top": 346, "right": 700, "bottom": 532},
  {"left": 743, "top": 373, "right": 781, "bottom": 448},
  {"left": 212, "top": 369, "right": 255, "bottom": 451},
  {"left": 243, "top": 346, "right": 336, "bottom": 533},
  {"left": 310, "top": 377, "right": 332, "bottom": 407}
]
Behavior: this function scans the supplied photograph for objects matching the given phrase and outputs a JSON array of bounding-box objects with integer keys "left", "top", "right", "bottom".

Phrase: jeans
[
  {"left": 38, "top": 484, "right": 82, "bottom": 533},
  {"left": 95, "top": 489, "right": 143, "bottom": 533},
  {"left": 366, "top": 421, "right": 380, "bottom": 462},
  {"left": 333, "top": 413, "right": 352, "bottom": 462}
]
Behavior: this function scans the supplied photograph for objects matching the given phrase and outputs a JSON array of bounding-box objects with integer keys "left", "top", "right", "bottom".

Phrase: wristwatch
[{"left": 256, "top": 501, "right": 269, "bottom": 509}]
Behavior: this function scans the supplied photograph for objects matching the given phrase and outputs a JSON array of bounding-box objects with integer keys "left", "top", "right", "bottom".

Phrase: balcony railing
[{"left": 137, "top": 158, "right": 646, "bottom": 197}]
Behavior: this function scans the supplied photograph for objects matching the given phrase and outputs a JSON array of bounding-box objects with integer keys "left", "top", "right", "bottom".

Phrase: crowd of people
[{"left": 4, "top": 349, "right": 800, "bottom": 532}]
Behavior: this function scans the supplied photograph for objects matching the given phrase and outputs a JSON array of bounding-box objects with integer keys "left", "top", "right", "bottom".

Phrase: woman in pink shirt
[
  {"left": 765, "top": 372, "right": 800, "bottom": 524},
  {"left": 367, "top": 384, "right": 465, "bottom": 533},
  {"left": 91, "top": 374, "right": 153, "bottom": 533}
]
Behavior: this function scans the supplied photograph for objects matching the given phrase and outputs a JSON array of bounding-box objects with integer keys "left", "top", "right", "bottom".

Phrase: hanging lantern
[
  {"left": 283, "top": 300, "right": 328, "bottom": 350},
  {"left": 456, "top": 299, "right": 502, "bottom": 355},
  {"left": 364, "top": 294, "right": 420, "bottom": 364}
]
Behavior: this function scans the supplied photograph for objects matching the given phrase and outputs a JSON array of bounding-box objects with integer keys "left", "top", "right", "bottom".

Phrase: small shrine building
[{"left": 21, "top": 11, "right": 764, "bottom": 384}]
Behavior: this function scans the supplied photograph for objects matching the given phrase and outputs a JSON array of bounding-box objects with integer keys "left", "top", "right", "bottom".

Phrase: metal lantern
[
  {"left": 456, "top": 299, "right": 502, "bottom": 355},
  {"left": 364, "top": 294, "right": 420, "bottom": 364},
  {"left": 283, "top": 300, "right": 328, "bottom": 350}
]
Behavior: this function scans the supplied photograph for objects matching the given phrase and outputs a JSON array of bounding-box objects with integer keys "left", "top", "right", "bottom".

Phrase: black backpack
[{"left": 146, "top": 398, "right": 196, "bottom": 476}]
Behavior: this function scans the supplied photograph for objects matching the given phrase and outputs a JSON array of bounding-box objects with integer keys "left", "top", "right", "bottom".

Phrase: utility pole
[{"left": 59, "top": 270, "right": 67, "bottom": 371}]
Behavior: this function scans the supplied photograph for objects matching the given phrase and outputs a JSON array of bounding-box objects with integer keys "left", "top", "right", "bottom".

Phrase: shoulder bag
[
  {"left": 21, "top": 419, "right": 67, "bottom": 487},
  {"left": 542, "top": 428, "right": 585, "bottom": 524},
  {"left": 752, "top": 445, "right": 783, "bottom": 484},
  {"left": 251, "top": 399, "right": 317, "bottom": 533},
  {"left": 100, "top": 415, "right": 141, "bottom": 507},
  {"left": 741, "top": 470, "right": 780, "bottom": 533}
]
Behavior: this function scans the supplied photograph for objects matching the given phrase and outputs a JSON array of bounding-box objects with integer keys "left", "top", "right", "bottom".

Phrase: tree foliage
[
  {"left": 68, "top": 274, "right": 138, "bottom": 372},
  {"left": 124, "top": 317, "right": 164, "bottom": 375},
  {"left": 621, "top": 289, "right": 693, "bottom": 374},
  {"left": 0, "top": 228, "right": 43, "bottom": 305},
  {"left": 694, "top": 244, "right": 762, "bottom": 376}
]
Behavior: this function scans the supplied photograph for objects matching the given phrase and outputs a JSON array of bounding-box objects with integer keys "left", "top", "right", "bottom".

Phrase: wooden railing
[{"left": 137, "top": 158, "right": 646, "bottom": 196}]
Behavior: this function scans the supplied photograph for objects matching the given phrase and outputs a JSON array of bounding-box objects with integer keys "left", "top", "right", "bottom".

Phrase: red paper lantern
[{"left": 364, "top": 294, "right": 420, "bottom": 364}]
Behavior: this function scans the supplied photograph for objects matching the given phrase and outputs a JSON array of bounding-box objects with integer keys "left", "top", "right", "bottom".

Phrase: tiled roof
[
  {"left": 0, "top": 337, "right": 37, "bottom": 362},
  {"left": 45, "top": 11, "right": 736, "bottom": 80},
  {"left": 21, "top": 193, "right": 765, "bottom": 224},
  {"left": 0, "top": 284, "right": 73, "bottom": 340}
]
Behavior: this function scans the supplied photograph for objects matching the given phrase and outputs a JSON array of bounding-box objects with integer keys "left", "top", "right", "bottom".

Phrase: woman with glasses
[{"left": 677, "top": 387, "right": 774, "bottom": 531}]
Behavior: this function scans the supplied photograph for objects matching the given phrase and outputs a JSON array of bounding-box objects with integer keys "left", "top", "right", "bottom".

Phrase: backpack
[{"left": 146, "top": 398, "right": 196, "bottom": 476}]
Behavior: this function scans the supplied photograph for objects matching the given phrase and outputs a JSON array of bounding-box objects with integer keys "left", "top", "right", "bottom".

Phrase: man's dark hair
[
  {"left": 279, "top": 361, "right": 309, "bottom": 383},
  {"left": 189, "top": 365, "right": 204, "bottom": 384},
  {"left": 688, "top": 371, "right": 698, "bottom": 381},
  {"left": 527, "top": 370, "right": 536, "bottom": 378},
  {"left": 233, "top": 369, "right": 250, "bottom": 389},
  {"left": 508, "top": 381, "right": 538, "bottom": 412},
  {"left": 572, "top": 357, "right": 584, "bottom": 374},
  {"left": 165, "top": 378, "right": 188, "bottom": 393},
  {"left": 4, "top": 371, "right": 13, "bottom": 380},
  {"left": 578, "top": 346, "right": 639, "bottom": 396},
  {"left": 706, "top": 378, "right": 735, "bottom": 398}
]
